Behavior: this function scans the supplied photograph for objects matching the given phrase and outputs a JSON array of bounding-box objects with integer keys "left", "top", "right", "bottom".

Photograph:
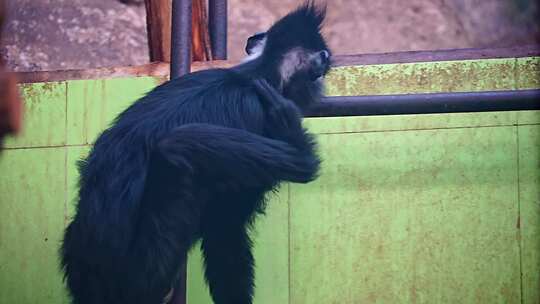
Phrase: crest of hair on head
[{"left": 263, "top": 1, "right": 328, "bottom": 59}]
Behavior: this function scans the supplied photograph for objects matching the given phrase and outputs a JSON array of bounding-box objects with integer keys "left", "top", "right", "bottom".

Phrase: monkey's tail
[{"left": 157, "top": 123, "right": 320, "bottom": 186}]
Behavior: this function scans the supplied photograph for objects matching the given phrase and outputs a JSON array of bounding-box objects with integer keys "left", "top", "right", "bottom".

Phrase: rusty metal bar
[
  {"left": 306, "top": 89, "right": 540, "bottom": 117},
  {"left": 171, "top": 0, "right": 192, "bottom": 78},
  {"left": 333, "top": 44, "right": 540, "bottom": 67},
  {"left": 208, "top": 0, "right": 228, "bottom": 59}
]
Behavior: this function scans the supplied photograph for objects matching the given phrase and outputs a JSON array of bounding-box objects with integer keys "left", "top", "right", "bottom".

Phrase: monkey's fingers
[
  {"left": 252, "top": 78, "right": 302, "bottom": 131},
  {"left": 253, "top": 79, "right": 300, "bottom": 116}
]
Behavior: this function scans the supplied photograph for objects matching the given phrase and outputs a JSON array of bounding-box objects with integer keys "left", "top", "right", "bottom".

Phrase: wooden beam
[
  {"left": 16, "top": 62, "right": 171, "bottom": 84},
  {"left": 0, "top": 0, "right": 23, "bottom": 146},
  {"left": 145, "top": 0, "right": 172, "bottom": 62},
  {"left": 145, "top": 0, "right": 212, "bottom": 63},
  {"left": 15, "top": 46, "right": 540, "bottom": 84},
  {"left": 14, "top": 60, "right": 234, "bottom": 84},
  {"left": 192, "top": 0, "right": 212, "bottom": 61}
]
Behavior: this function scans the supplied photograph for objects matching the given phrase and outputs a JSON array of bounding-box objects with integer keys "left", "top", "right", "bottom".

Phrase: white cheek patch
[
  {"left": 279, "top": 48, "right": 309, "bottom": 87},
  {"left": 242, "top": 37, "right": 267, "bottom": 63}
]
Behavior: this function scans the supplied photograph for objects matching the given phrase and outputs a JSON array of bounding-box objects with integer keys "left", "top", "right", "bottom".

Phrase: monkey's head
[{"left": 244, "top": 1, "right": 332, "bottom": 110}]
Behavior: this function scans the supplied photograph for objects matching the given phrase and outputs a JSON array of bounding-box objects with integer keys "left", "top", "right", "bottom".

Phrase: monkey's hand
[
  {"left": 252, "top": 79, "right": 317, "bottom": 156},
  {"left": 252, "top": 78, "right": 302, "bottom": 135}
]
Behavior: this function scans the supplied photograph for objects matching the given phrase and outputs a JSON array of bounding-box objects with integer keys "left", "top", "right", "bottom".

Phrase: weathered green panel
[
  {"left": 66, "top": 77, "right": 159, "bottom": 145},
  {"left": 290, "top": 126, "right": 521, "bottom": 304},
  {"left": 187, "top": 190, "right": 290, "bottom": 304},
  {"left": 325, "top": 58, "right": 516, "bottom": 96},
  {"left": 431, "top": 59, "right": 515, "bottom": 93},
  {"left": 519, "top": 125, "right": 540, "bottom": 304},
  {"left": 304, "top": 111, "right": 517, "bottom": 135},
  {"left": 65, "top": 146, "right": 90, "bottom": 224},
  {"left": 326, "top": 62, "right": 436, "bottom": 96},
  {"left": 0, "top": 148, "right": 69, "bottom": 304},
  {"left": 518, "top": 110, "right": 540, "bottom": 125},
  {"left": 3, "top": 82, "right": 67, "bottom": 149},
  {"left": 186, "top": 243, "right": 211, "bottom": 303},
  {"left": 250, "top": 190, "right": 290, "bottom": 304},
  {"left": 516, "top": 57, "right": 540, "bottom": 90},
  {"left": 0, "top": 56, "right": 538, "bottom": 304}
]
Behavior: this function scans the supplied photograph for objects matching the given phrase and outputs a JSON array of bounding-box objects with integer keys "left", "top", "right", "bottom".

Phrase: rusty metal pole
[
  {"left": 208, "top": 0, "right": 227, "bottom": 59},
  {"left": 170, "top": 0, "right": 192, "bottom": 78},
  {"left": 305, "top": 89, "right": 540, "bottom": 117}
]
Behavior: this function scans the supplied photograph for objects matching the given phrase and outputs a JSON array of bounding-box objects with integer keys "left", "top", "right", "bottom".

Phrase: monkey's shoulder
[{"left": 156, "top": 68, "right": 254, "bottom": 93}]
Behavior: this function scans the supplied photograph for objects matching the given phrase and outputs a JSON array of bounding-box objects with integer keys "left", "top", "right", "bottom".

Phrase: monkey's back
[{"left": 61, "top": 66, "right": 271, "bottom": 303}]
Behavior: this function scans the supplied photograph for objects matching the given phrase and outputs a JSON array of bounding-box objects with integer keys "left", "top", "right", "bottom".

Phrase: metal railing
[
  {"left": 307, "top": 89, "right": 540, "bottom": 117},
  {"left": 169, "top": 0, "right": 539, "bottom": 116},
  {"left": 171, "top": 0, "right": 227, "bottom": 78}
]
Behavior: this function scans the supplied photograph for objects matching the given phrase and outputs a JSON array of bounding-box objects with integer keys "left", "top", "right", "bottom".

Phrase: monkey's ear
[{"left": 245, "top": 32, "right": 267, "bottom": 55}]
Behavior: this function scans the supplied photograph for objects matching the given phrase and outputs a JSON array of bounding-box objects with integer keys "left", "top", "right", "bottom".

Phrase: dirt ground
[{"left": 2, "top": 0, "right": 539, "bottom": 72}]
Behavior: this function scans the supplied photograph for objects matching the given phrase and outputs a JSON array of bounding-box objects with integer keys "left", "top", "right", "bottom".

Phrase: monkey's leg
[
  {"left": 201, "top": 213, "right": 255, "bottom": 304},
  {"left": 122, "top": 156, "right": 201, "bottom": 304}
]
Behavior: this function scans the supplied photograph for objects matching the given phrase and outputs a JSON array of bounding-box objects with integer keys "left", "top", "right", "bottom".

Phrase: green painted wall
[
  {"left": 0, "top": 57, "right": 538, "bottom": 304},
  {"left": 0, "top": 78, "right": 160, "bottom": 304}
]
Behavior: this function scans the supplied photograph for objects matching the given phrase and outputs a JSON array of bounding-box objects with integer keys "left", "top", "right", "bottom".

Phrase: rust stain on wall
[{"left": 325, "top": 58, "right": 519, "bottom": 96}]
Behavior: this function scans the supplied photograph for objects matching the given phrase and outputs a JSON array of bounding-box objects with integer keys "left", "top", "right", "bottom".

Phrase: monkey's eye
[
  {"left": 309, "top": 50, "right": 331, "bottom": 81},
  {"left": 320, "top": 50, "right": 330, "bottom": 62}
]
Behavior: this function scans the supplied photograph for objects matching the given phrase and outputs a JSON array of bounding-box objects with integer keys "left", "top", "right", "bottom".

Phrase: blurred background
[{"left": 1, "top": 0, "right": 539, "bottom": 72}]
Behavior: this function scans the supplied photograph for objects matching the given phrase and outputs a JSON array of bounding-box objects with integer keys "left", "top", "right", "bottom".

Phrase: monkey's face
[
  {"left": 244, "top": 2, "right": 332, "bottom": 110},
  {"left": 279, "top": 47, "right": 330, "bottom": 83},
  {"left": 245, "top": 32, "right": 331, "bottom": 80},
  {"left": 245, "top": 35, "right": 330, "bottom": 109},
  {"left": 279, "top": 47, "right": 329, "bottom": 110},
  {"left": 277, "top": 46, "right": 330, "bottom": 109}
]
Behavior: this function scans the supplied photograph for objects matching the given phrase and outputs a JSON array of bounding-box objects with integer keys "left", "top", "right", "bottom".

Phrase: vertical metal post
[
  {"left": 170, "top": 1, "right": 192, "bottom": 302},
  {"left": 171, "top": 0, "right": 192, "bottom": 78},
  {"left": 170, "top": 258, "right": 187, "bottom": 304},
  {"left": 209, "top": 0, "right": 227, "bottom": 59},
  {"left": 169, "top": 0, "right": 228, "bottom": 302}
]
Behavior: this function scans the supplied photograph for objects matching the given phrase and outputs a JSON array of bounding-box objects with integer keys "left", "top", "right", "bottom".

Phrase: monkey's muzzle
[{"left": 310, "top": 50, "right": 331, "bottom": 81}]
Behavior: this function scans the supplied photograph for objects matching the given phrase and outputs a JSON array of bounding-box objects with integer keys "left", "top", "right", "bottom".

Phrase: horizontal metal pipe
[
  {"left": 306, "top": 89, "right": 540, "bottom": 117},
  {"left": 170, "top": 0, "right": 192, "bottom": 78},
  {"left": 209, "top": 0, "right": 228, "bottom": 60}
]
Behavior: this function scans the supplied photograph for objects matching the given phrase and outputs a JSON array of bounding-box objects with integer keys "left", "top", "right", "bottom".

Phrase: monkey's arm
[
  {"left": 253, "top": 79, "right": 319, "bottom": 156},
  {"left": 158, "top": 123, "right": 319, "bottom": 185}
]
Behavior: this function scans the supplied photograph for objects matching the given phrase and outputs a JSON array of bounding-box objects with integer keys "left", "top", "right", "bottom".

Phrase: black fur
[{"left": 61, "top": 2, "right": 330, "bottom": 304}]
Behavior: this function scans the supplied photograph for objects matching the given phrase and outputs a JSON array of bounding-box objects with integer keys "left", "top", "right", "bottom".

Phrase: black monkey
[{"left": 61, "top": 2, "right": 331, "bottom": 304}]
